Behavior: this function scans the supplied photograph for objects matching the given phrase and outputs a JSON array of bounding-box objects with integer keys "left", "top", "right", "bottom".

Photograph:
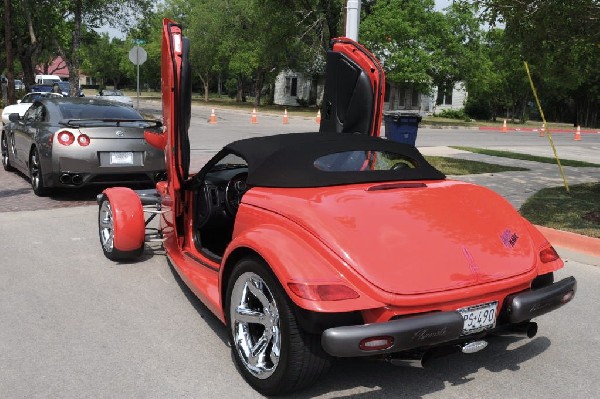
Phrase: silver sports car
[{"left": 1, "top": 97, "right": 166, "bottom": 196}]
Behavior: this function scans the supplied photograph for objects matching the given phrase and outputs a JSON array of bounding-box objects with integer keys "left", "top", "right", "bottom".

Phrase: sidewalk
[{"left": 419, "top": 146, "right": 600, "bottom": 264}]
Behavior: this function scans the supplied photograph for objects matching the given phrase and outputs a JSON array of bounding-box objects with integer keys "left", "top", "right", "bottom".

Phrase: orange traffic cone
[
  {"left": 251, "top": 108, "right": 257, "bottom": 124},
  {"left": 501, "top": 119, "right": 507, "bottom": 133},
  {"left": 539, "top": 124, "right": 545, "bottom": 137},
  {"left": 208, "top": 108, "right": 217, "bottom": 124},
  {"left": 283, "top": 109, "right": 289, "bottom": 124},
  {"left": 574, "top": 125, "right": 581, "bottom": 141},
  {"left": 316, "top": 110, "right": 321, "bottom": 124}
]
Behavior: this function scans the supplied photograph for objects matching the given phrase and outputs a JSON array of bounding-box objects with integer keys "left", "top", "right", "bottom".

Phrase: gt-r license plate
[
  {"left": 110, "top": 152, "right": 133, "bottom": 165},
  {"left": 458, "top": 301, "right": 498, "bottom": 335}
]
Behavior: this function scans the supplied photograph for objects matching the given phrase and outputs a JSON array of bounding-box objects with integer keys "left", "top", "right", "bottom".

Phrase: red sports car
[{"left": 96, "top": 20, "right": 576, "bottom": 396}]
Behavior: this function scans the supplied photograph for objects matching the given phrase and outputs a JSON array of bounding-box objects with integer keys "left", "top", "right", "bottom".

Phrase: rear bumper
[
  {"left": 321, "top": 277, "right": 576, "bottom": 357},
  {"left": 505, "top": 276, "right": 576, "bottom": 323}
]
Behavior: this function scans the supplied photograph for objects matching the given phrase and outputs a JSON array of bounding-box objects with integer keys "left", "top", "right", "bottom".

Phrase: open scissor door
[{"left": 319, "top": 37, "right": 385, "bottom": 137}]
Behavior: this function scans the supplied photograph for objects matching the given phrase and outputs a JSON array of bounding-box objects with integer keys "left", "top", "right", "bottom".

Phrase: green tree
[
  {"left": 361, "top": 0, "right": 482, "bottom": 109},
  {"left": 472, "top": 0, "right": 600, "bottom": 126}
]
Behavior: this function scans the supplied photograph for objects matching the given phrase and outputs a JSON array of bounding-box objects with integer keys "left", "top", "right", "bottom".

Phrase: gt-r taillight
[
  {"left": 77, "top": 134, "right": 90, "bottom": 146},
  {"left": 287, "top": 283, "right": 360, "bottom": 301},
  {"left": 57, "top": 131, "right": 75, "bottom": 146},
  {"left": 539, "top": 246, "right": 560, "bottom": 263}
]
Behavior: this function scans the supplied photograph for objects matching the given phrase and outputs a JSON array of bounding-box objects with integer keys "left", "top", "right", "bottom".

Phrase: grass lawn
[
  {"left": 520, "top": 183, "right": 600, "bottom": 238},
  {"left": 425, "top": 156, "right": 529, "bottom": 175},
  {"left": 451, "top": 146, "right": 600, "bottom": 168}
]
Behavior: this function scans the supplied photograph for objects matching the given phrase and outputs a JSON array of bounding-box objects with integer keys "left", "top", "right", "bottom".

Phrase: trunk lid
[{"left": 246, "top": 180, "right": 535, "bottom": 295}]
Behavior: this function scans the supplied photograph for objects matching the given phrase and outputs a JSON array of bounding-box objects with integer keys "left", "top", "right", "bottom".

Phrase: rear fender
[
  {"left": 222, "top": 208, "right": 383, "bottom": 313},
  {"left": 522, "top": 217, "right": 564, "bottom": 274},
  {"left": 99, "top": 187, "right": 145, "bottom": 252}
]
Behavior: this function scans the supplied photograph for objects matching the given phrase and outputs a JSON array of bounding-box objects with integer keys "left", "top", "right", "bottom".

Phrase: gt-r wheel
[
  {"left": 98, "top": 198, "right": 144, "bottom": 261},
  {"left": 226, "top": 257, "right": 331, "bottom": 395},
  {"left": 1, "top": 132, "right": 13, "bottom": 171},
  {"left": 29, "top": 147, "right": 49, "bottom": 196}
]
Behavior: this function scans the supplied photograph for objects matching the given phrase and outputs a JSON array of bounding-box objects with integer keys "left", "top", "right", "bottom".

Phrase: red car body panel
[{"left": 243, "top": 180, "right": 545, "bottom": 295}]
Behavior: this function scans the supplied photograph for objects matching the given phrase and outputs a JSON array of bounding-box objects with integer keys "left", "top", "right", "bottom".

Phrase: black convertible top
[{"left": 202, "top": 133, "right": 445, "bottom": 188}]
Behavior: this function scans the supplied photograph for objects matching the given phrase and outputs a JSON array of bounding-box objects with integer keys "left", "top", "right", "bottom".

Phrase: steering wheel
[{"left": 225, "top": 172, "right": 248, "bottom": 217}]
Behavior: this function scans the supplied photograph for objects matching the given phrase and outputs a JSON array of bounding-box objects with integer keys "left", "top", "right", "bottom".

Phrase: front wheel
[
  {"left": 226, "top": 257, "right": 331, "bottom": 395},
  {"left": 98, "top": 198, "right": 144, "bottom": 261}
]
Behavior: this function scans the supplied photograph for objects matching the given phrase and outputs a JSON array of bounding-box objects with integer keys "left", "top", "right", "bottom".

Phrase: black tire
[
  {"left": 98, "top": 198, "right": 144, "bottom": 261},
  {"left": 30, "top": 147, "right": 49, "bottom": 196},
  {"left": 226, "top": 257, "right": 331, "bottom": 396},
  {"left": 1, "top": 132, "right": 14, "bottom": 171}
]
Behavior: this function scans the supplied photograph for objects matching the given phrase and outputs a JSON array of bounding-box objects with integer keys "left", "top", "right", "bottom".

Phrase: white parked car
[
  {"left": 96, "top": 90, "right": 133, "bottom": 107},
  {"left": 1, "top": 92, "right": 63, "bottom": 125}
]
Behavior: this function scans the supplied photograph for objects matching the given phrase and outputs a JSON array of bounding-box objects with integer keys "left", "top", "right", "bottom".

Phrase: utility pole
[{"left": 345, "top": 0, "right": 361, "bottom": 41}]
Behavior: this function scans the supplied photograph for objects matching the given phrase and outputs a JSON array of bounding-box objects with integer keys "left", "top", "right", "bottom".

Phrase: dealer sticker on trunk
[{"left": 458, "top": 301, "right": 498, "bottom": 335}]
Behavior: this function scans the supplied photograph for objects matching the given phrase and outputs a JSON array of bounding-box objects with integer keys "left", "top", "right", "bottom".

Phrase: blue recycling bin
[{"left": 383, "top": 112, "right": 422, "bottom": 145}]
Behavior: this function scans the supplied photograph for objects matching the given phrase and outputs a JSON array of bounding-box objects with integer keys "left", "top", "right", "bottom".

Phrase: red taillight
[
  {"left": 287, "top": 283, "right": 360, "bottom": 301},
  {"left": 77, "top": 134, "right": 90, "bottom": 146},
  {"left": 57, "top": 131, "right": 75, "bottom": 146},
  {"left": 540, "top": 246, "right": 560, "bottom": 263},
  {"left": 359, "top": 336, "right": 394, "bottom": 351}
]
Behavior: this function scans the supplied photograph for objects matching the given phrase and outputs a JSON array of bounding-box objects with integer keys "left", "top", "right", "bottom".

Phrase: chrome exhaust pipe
[
  {"left": 71, "top": 174, "right": 83, "bottom": 185},
  {"left": 59, "top": 173, "right": 72, "bottom": 184},
  {"left": 386, "top": 350, "right": 432, "bottom": 368},
  {"left": 495, "top": 322, "right": 538, "bottom": 339}
]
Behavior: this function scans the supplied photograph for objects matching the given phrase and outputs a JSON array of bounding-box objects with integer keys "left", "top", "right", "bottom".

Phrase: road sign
[
  {"left": 129, "top": 45, "right": 147, "bottom": 66},
  {"left": 129, "top": 45, "right": 147, "bottom": 109}
]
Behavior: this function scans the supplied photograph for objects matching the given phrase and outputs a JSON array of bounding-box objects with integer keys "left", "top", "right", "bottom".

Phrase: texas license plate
[
  {"left": 110, "top": 152, "right": 133, "bottom": 165},
  {"left": 458, "top": 301, "right": 498, "bottom": 335}
]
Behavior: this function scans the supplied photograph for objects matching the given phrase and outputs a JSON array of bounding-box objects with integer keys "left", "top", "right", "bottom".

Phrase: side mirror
[
  {"left": 17, "top": 100, "right": 22, "bottom": 104},
  {"left": 8, "top": 113, "right": 20, "bottom": 122}
]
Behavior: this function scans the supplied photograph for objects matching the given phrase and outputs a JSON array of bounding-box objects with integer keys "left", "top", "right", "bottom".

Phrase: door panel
[{"left": 319, "top": 37, "right": 385, "bottom": 137}]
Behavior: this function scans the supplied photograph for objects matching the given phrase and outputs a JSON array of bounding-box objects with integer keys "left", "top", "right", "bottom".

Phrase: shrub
[{"left": 435, "top": 108, "right": 470, "bottom": 121}]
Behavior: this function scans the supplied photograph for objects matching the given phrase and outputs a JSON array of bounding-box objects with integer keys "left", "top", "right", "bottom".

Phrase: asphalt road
[
  {"left": 0, "top": 206, "right": 597, "bottom": 398},
  {"left": 1, "top": 100, "right": 599, "bottom": 397}
]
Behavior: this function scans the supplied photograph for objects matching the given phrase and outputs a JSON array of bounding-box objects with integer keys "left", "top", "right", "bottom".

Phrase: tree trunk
[
  {"left": 236, "top": 77, "right": 244, "bottom": 102},
  {"left": 253, "top": 68, "right": 265, "bottom": 107},
  {"left": 4, "top": 0, "right": 16, "bottom": 105},
  {"left": 68, "top": 0, "right": 82, "bottom": 96},
  {"left": 197, "top": 71, "right": 210, "bottom": 102}
]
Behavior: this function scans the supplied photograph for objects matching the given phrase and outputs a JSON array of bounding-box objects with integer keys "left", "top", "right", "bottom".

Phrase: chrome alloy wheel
[
  {"left": 29, "top": 150, "right": 41, "bottom": 190},
  {"left": 1, "top": 133, "right": 9, "bottom": 167},
  {"left": 99, "top": 201, "right": 114, "bottom": 253},
  {"left": 230, "top": 271, "right": 281, "bottom": 379}
]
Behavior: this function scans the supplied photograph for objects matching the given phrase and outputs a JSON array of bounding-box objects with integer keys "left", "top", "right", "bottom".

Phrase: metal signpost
[{"left": 128, "top": 44, "right": 147, "bottom": 109}]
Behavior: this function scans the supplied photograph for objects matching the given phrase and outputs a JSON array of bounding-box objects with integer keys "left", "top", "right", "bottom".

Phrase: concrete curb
[{"left": 536, "top": 225, "right": 600, "bottom": 258}]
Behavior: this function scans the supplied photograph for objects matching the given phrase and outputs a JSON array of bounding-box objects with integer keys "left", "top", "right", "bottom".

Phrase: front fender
[
  {"left": 222, "top": 205, "right": 383, "bottom": 313},
  {"left": 98, "top": 187, "right": 145, "bottom": 252}
]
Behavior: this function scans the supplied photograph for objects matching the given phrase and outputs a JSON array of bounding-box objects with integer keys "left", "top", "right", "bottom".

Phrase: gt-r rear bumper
[{"left": 321, "top": 276, "right": 576, "bottom": 357}]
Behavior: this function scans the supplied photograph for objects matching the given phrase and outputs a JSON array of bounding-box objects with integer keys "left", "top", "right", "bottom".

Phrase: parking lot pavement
[{"left": 0, "top": 166, "right": 98, "bottom": 212}]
